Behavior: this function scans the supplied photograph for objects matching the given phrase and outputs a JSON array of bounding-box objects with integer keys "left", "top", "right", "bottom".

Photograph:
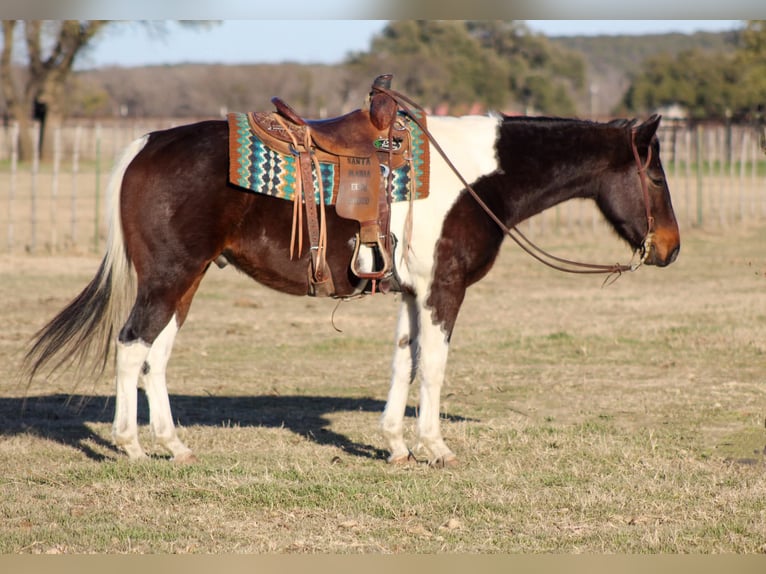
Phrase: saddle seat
[{"left": 270, "top": 99, "right": 393, "bottom": 157}]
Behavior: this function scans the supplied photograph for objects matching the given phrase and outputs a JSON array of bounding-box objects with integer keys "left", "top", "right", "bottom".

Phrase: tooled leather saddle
[{"left": 231, "top": 74, "right": 429, "bottom": 297}]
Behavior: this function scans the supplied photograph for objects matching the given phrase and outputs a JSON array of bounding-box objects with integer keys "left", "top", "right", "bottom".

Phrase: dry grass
[{"left": 1, "top": 223, "right": 765, "bottom": 554}]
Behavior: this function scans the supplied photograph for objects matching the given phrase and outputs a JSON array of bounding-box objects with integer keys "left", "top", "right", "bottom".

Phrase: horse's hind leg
[
  {"left": 113, "top": 272, "right": 204, "bottom": 461},
  {"left": 113, "top": 337, "right": 152, "bottom": 459},
  {"left": 140, "top": 273, "right": 205, "bottom": 462},
  {"left": 113, "top": 317, "right": 190, "bottom": 461},
  {"left": 140, "top": 315, "right": 194, "bottom": 462}
]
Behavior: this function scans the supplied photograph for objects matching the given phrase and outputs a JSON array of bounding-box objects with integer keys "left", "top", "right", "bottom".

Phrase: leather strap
[
  {"left": 273, "top": 114, "right": 334, "bottom": 295},
  {"left": 298, "top": 151, "right": 322, "bottom": 262}
]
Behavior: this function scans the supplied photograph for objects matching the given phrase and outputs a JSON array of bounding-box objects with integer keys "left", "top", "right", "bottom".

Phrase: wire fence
[
  {"left": 1, "top": 119, "right": 765, "bottom": 255},
  {"left": 0, "top": 118, "right": 197, "bottom": 254}
]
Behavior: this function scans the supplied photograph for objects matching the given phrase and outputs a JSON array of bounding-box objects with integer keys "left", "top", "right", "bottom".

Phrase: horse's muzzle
[
  {"left": 648, "top": 244, "right": 680, "bottom": 267},
  {"left": 644, "top": 229, "right": 680, "bottom": 267}
]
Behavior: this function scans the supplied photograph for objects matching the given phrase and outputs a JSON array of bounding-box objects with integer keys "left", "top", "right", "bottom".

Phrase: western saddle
[{"left": 247, "top": 74, "right": 419, "bottom": 297}]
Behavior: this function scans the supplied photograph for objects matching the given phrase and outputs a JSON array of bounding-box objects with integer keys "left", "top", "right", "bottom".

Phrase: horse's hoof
[
  {"left": 388, "top": 452, "right": 417, "bottom": 465},
  {"left": 172, "top": 452, "right": 198, "bottom": 464},
  {"left": 119, "top": 443, "right": 148, "bottom": 461},
  {"left": 127, "top": 453, "right": 149, "bottom": 462},
  {"left": 429, "top": 455, "right": 458, "bottom": 468}
]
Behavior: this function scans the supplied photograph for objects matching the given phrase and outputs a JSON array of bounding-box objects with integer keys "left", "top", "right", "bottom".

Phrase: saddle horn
[{"left": 369, "top": 74, "right": 397, "bottom": 131}]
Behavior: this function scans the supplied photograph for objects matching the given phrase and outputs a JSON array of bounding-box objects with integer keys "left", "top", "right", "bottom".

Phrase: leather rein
[{"left": 374, "top": 85, "right": 656, "bottom": 282}]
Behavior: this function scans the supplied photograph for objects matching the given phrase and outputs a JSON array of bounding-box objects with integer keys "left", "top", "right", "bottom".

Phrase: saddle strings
[
  {"left": 272, "top": 113, "right": 304, "bottom": 260},
  {"left": 308, "top": 132, "right": 329, "bottom": 274},
  {"left": 372, "top": 85, "right": 655, "bottom": 281}
]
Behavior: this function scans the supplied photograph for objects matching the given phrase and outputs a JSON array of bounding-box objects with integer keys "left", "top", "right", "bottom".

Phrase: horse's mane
[
  {"left": 495, "top": 114, "right": 634, "bottom": 171},
  {"left": 606, "top": 118, "right": 639, "bottom": 129},
  {"left": 501, "top": 114, "right": 637, "bottom": 131}
]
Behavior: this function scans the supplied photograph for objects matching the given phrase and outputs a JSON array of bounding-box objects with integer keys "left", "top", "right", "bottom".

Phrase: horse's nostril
[
  {"left": 656, "top": 245, "right": 680, "bottom": 267},
  {"left": 667, "top": 245, "right": 680, "bottom": 265}
]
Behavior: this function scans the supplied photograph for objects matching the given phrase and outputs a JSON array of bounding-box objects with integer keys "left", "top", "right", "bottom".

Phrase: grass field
[{"left": 0, "top": 221, "right": 764, "bottom": 553}]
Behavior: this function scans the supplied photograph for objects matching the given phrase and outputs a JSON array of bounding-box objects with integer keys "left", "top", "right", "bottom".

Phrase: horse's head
[{"left": 597, "top": 115, "right": 680, "bottom": 267}]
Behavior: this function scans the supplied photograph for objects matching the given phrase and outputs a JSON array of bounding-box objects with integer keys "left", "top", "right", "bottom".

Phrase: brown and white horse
[{"left": 24, "top": 112, "right": 680, "bottom": 466}]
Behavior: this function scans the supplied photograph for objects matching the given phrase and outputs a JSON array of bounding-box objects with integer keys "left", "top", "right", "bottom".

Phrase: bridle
[{"left": 374, "top": 85, "right": 657, "bottom": 282}]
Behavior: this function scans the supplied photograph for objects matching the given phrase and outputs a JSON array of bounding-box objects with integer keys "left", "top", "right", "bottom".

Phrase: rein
[{"left": 374, "top": 85, "right": 656, "bottom": 281}]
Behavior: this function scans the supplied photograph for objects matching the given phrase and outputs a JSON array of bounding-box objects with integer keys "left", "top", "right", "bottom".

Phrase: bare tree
[{"left": 1, "top": 20, "right": 109, "bottom": 161}]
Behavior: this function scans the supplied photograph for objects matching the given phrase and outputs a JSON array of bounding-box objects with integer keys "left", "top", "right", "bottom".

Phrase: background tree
[
  {"left": 736, "top": 20, "right": 766, "bottom": 116},
  {"left": 621, "top": 49, "right": 741, "bottom": 119},
  {"left": 0, "top": 20, "right": 216, "bottom": 162},
  {"left": 347, "top": 20, "right": 509, "bottom": 114},
  {"left": 620, "top": 20, "right": 766, "bottom": 121},
  {"left": 740, "top": 20, "right": 766, "bottom": 58},
  {"left": 466, "top": 20, "right": 584, "bottom": 115},
  {"left": 347, "top": 20, "right": 585, "bottom": 115},
  {"left": 1, "top": 20, "right": 109, "bottom": 161}
]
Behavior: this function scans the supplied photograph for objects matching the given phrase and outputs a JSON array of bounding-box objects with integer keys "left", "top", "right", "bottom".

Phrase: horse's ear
[{"left": 634, "top": 114, "right": 661, "bottom": 148}]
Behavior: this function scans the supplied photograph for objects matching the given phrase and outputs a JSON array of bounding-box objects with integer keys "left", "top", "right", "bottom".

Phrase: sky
[{"left": 76, "top": 20, "right": 745, "bottom": 70}]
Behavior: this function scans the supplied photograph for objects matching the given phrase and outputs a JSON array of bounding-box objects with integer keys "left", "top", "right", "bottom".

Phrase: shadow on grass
[{"left": 0, "top": 392, "right": 476, "bottom": 462}]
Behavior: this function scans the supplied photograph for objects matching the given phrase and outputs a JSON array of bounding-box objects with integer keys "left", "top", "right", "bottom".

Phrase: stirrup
[{"left": 351, "top": 232, "right": 393, "bottom": 280}]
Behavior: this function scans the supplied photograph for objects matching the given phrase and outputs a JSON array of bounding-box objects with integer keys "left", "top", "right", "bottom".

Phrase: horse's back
[
  {"left": 120, "top": 119, "right": 250, "bottom": 272},
  {"left": 426, "top": 115, "right": 502, "bottom": 177}
]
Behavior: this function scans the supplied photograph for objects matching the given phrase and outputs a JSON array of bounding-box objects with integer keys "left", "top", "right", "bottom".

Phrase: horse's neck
[
  {"left": 523, "top": 173, "right": 595, "bottom": 221},
  {"left": 494, "top": 125, "right": 620, "bottom": 227},
  {"left": 474, "top": 168, "right": 594, "bottom": 230}
]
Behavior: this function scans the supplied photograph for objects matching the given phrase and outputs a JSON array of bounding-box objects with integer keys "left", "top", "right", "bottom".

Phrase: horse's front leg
[
  {"left": 381, "top": 293, "right": 419, "bottom": 463},
  {"left": 415, "top": 317, "right": 456, "bottom": 467}
]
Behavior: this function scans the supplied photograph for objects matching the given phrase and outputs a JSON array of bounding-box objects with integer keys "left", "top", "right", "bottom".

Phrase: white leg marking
[
  {"left": 113, "top": 339, "right": 150, "bottom": 460},
  {"left": 416, "top": 318, "right": 454, "bottom": 465},
  {"left": 141, "top": 316, "right": 195, "bottom": 462},
  {"left": 381, "top": 294, "right": 419, "bottom": 462}
]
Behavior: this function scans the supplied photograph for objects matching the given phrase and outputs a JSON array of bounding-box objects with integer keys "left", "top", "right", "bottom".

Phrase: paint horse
[{"left": 24, "top": 81, "right": 680, "bottom": 466}]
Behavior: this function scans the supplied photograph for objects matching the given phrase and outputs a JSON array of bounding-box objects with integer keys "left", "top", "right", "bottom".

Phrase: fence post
[
  {"left": 696, "top": 124, "right": 703, "bottom": 227},
  {"left": 716, "top": 126, "right": 727, "bottom": 227},
  {"left": 71, "top": 125, "right": 81, "bottom": 246},
  {"left": 738, "top": 129, "right": 748, "bottom": 222},
  {"left": 755, "top": 128, "right": 761, "bottom": 218},
  {"left": 30, "top": 123, "right": 40, "bottom": 252},
  {"left": 684, "top": 128, "right": 691, "bottom": 227},
  {"left": 94, "top": 123, "right": 101, "bottom": 253},
  {"left": 50, "top": 126, "right": 61, "bottom": 251},
  {"left": 7, "top": 122, "right": 18, "bottom": 252}
]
